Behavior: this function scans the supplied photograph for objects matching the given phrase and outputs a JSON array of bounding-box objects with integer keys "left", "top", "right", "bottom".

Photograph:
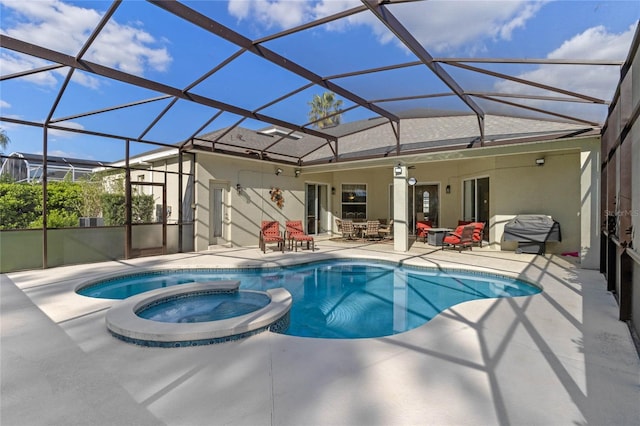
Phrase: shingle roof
[{"left": 191, "top": 114, "right": 595, "bottom": 165}]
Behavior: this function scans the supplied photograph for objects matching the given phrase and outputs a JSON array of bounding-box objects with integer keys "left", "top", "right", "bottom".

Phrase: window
[{"left": 341, "top": 184, "right": 366, "bottom": 220}]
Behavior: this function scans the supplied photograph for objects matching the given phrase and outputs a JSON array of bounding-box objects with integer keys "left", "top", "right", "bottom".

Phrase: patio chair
[
  {"left": 471, "top": 222, "right": 485, "bottom": 247},
  {"left": 341, "top": 219, "right": 355, "bottom": 240},
  {"left": 416, "top": 220, "right": 433, "bottom": 243},
  {"left": 259, "top": 220, "right": 284, "bottom": 253},
  {"left": 378, "top": 219, "right": 393, "bottom": 240},
  {"left": 458, "top": 221, "right": 485, "bottom": 247},
  {"left": 286, "top": 220, "right": 315, "bottom": 251},
  {"left": 362, "top": 220, "right": 382, "bottom": 241},
  {"left": 335, "top": 218, "right": 342, "bottom": 234},
  {"left": 442, "top": 224, "right": 475, "bottom": 252}
]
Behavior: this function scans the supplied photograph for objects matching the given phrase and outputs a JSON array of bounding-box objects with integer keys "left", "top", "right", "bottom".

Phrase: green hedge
[{"left": 0, "top": 181, "right": 154, "bottom": 230}]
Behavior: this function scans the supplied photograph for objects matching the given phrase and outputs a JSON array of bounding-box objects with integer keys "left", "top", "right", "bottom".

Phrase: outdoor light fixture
[
  {"left": 275, "top": 168, "right": 283, "bottom": 175},
  {"left": 536, "top": 158, "right": 545, "bottom": 166},
  {"left": 394, "top": 165, "right": 402, "bottom": 176},
  {"left": 294, "top": 169, "right": 301, "bottom": 177},
  {"left": 236, "top": 183, "right": 242, "bottom": 194},
  {"left": 408, "top": 177, "right": 417, "bottom": 186},
  {"left": 446, "top": 185, "right": 451, "bottom": 194},
  {"left": 331, "top": 187, "right": 336, "bottom": 195}
]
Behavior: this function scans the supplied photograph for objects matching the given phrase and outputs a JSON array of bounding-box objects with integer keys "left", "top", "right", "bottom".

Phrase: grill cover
[{"left": 503, "top": 215, "right": 561, "bottom": 254}]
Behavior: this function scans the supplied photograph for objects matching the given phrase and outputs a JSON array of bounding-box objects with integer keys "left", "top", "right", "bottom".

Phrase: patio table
[{"left": 427, "top": 228, "right": 452, "bottom": 246}]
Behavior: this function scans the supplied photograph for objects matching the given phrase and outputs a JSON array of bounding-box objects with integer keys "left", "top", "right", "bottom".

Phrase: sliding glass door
[
  {"left": 463, "top": 177, "right": 489, "bottom": 239},
  {"left": 306, "top": 183, "right": 329, "bottom": 235}
]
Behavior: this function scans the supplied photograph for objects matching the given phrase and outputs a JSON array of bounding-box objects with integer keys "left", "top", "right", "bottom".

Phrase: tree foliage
[
  {"left": 100, "top": 193, "right": 154, "bottom": 225},
  {"left": 307, "top": 92, "right": 343, "bottom": 129},
  {"left": 0, "top": 180, "right": 154, "bottom": 230},
  {"left": 0, "top": 128, "right": 10, "bottom": 153},
  {"left": 0, "top": 183, "right": 40, "bottom": 229},
  {"left": 78, "top": 174, "right": 105, "bottom": 217}
]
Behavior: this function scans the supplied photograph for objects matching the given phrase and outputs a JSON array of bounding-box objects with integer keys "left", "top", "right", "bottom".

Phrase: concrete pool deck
[{"left": 2, "top": 239, "right": 639, "bottom": 425}]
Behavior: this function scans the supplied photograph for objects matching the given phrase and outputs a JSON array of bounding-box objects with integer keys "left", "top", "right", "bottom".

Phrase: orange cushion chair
[
  {"left": 471, "top": 222, "right": 485, "bottom": 247},
  {"left": 442, "top": 224, "right": 475, "bottom": 252},
  {"left": 285, "top": 220, "right": 315, "bottom": 251},
  {"left": 259, "top": 220, "right": 284, "bottom": 253},
  {"left": 416, "top": 220, "right": 433, "bottom": 243}
]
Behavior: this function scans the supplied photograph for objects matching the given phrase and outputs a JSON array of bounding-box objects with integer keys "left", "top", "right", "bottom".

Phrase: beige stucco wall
[
  {"left": 194, "top": 154, "right": 334, "bottom": 251},
  {"left": 193, "top": 136, "right": 600, "bottom": 262},
  {"left": 492, "top": 150, "right": 580, "bottom": 254}
]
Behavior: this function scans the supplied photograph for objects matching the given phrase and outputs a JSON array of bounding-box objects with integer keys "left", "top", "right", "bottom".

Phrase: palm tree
[
  {"left": 307, "top": 92, "right": 343, "bottom": 129},
  {"left": 0, "top": 129, "right": 10, "bottom": 153}
]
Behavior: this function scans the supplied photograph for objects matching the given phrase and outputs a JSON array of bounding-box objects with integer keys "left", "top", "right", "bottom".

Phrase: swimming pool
[{"left": 79, "top": 259, "right": 540, "bottom": 339}]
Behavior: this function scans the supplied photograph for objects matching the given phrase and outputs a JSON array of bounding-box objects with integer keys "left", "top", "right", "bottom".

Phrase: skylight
[{"left": 258, "top": 128, "right": 303, "bottom": 140}]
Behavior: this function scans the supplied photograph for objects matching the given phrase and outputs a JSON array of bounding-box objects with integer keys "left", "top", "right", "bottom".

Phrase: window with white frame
[{"left": 341, "top": 184, "right": 367, "bottom": 220}]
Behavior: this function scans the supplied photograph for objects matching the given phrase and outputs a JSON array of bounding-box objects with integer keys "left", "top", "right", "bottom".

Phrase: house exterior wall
[
  {"left": 493, "top": 150, "right": 581, "bottom": 255},
  {"left": 192, "top": 136, "right": 599, "bottom": 261},
  {"left": 194, "top": 154, "right": 329, "bottom": 250}
]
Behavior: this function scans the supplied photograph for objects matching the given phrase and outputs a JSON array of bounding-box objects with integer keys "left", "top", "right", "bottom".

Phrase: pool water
[{"left": 79, "top": 260, "right": 540, "bottom": 339}]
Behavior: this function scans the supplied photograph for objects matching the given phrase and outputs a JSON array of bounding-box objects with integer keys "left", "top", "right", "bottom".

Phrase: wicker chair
[
  {"left": 378, "top": 219, "right": 393, "bottom": 240},
  {"left": 362, "top": 220, "right": 381, "bottom": 241},
  {"left": 341, "top": 219, "right": 355, "bottom": 240}
]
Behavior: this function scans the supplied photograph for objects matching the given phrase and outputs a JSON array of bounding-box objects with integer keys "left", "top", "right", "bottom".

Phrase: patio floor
[{"left": 2, "top": 239, "right": 639, "bottom": 426}]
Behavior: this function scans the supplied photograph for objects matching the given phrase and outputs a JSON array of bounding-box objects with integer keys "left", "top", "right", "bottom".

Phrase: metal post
[{"left": 125, "top": 139, "right": 132, "bottom": 259}]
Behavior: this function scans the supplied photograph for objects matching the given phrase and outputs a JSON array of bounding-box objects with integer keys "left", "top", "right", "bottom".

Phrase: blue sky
[{"left": 1, "top": 0, "right": 638, "bottom": 161}]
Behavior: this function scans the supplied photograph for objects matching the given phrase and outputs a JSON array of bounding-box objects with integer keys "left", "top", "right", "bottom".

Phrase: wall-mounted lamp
[
  {"left": 331, "top": 187, "right": 336, "bottom": 195},
  {"left": 394, "top": 165, "right": 403, "bottom": 176},
  {"left": 536, "top": 158, "right": 545, "bottom": 166},
  {"left": 275, "top": 168, "right": 283, "bottom": 175},
  {"left": 446, "top": 185, "right": 451, "bottom": 194},
  {"left": 236, "top": 183, "right": 242, "bottom": 194},
  {"left": 294, "top": 169, "right": 301, "bottom": 177},
  {"left": 408, "top": 177, "right": 417, "bottom": 186}
]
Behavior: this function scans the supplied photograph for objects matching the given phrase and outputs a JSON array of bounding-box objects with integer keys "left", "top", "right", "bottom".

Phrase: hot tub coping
[{"left": 106, "top": 280, "right": 292, "bottom": 346}]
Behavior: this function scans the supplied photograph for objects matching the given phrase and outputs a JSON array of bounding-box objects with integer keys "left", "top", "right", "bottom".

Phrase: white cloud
[
  {"left": 0, "top": 0, "right": 172, "bottom": 88},
  {"left": 0, "top": 52, "right": 59, "bottom": 86},
  {"left": 391, "top": 0, "right": 548, "bottom": 53},
  {"left": 227, "top": 0, "right": 546, "bottom": 52},
  {"left": 548, "top": 24, "right": 635, "bottom": 61},
  {"left": 493, "top": 23, "right": 636, "bottom": 118},
  {"left": 51, "top": 121, "right": 85, "bottom": 133},
  {"left": 228, "top": 0, "right": 314, "bottom": 29},
  {"left": 0, "top": 100, "right": 11, "bottom": 109}
]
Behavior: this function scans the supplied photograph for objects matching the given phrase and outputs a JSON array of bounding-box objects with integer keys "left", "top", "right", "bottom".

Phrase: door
[
  {"left": 306, "top": 183, "right": 329, "bottom": 235},
  {"left": 409, "top": 183, "right": 440, "bottom": 233},
  {"left": 128, "top": 181, "right": 166, "bottom": 257},
  {"left": 209, "top": 182, "right": 228, "bottom": 245}
]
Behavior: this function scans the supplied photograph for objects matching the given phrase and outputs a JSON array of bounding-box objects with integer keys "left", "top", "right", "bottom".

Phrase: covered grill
[{"left": 503, "top": 215, "right": 561, "bottom": 254}]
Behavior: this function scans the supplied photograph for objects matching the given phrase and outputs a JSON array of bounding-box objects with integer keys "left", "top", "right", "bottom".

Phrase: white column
[
  {"left": 393, "top": 165, "right": 409, "bottom": 252},
  {"left": 580, "top": 142, "right": 600, "bottom": 269}
]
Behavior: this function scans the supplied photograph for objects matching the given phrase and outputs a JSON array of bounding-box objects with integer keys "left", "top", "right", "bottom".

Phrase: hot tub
[{"left": 105, "top": 280, "right": 292, "bottom": 347}]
